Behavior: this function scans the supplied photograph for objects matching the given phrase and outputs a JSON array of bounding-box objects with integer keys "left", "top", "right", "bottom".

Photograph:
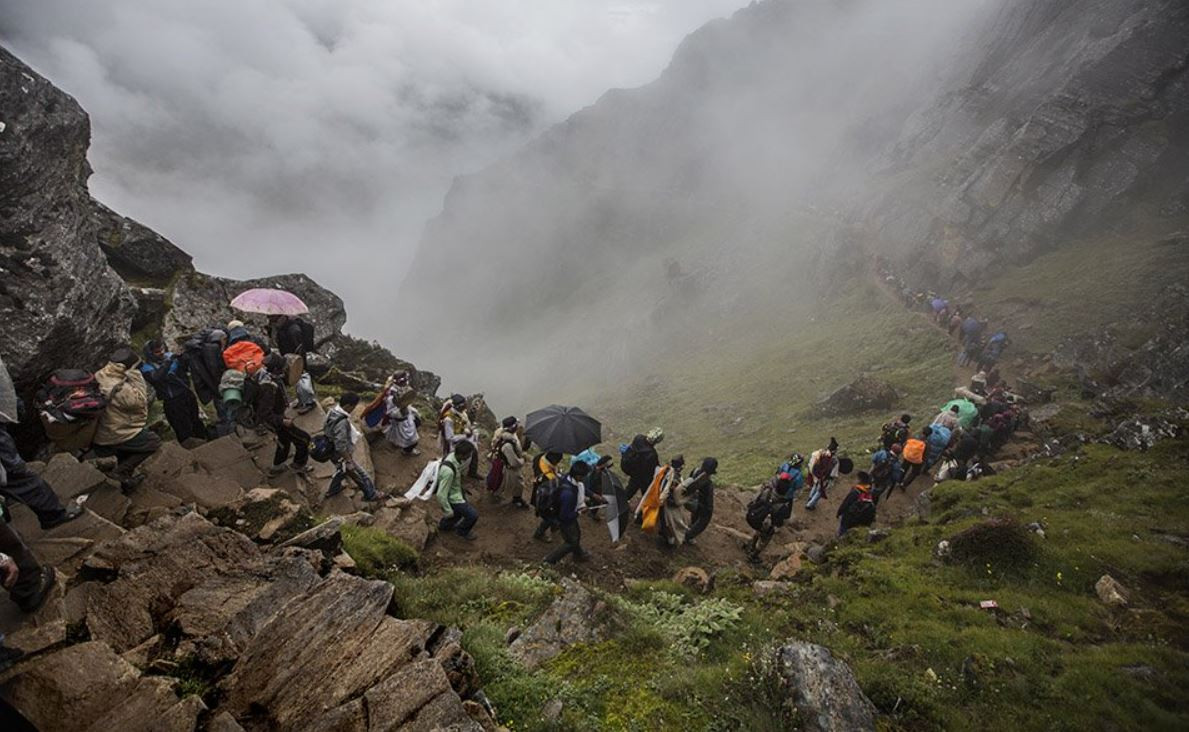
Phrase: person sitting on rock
[
  {"left": 745, "top": 471, "right": 798, "bottom": 562},
  {"left": 804, "top": 438, "right": 840, "bottom": 510},
  {"left": 254, "top": 354, "right": 311, "bottom": 476},
  {"left": 436, "top": 440, "right": 478, "bottom": 541},
  {"left": 93, "top": 346, "right": 161, "bottom": 490},
  {"left": 544, "top": 461, "right": 591, "bottom": 564},
  {"left": 323, "top": 392, "right": 384, "bottom": 502},
  {"left": 836, "top": 472, "right": 877, "bottom": 537},
  {"left": 487, "top": 417, "right": 524, "bottom": 504},
  {"left": 1, "top": 356, "right": 83, "bottom": 530},
  {"left": 140, "top": 339, "right": 207, "bottom": 444}
]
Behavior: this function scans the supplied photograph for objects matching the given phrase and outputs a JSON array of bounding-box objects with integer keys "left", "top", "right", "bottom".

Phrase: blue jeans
[
  {"left": 805, "top": 482, "right": 828, "bottom": 510},
  {"left": 439, "top": 502, "right": 478, "bottom": 536},
  {"left": 327, "top": 461, "right": 377, "bottom": 500}
]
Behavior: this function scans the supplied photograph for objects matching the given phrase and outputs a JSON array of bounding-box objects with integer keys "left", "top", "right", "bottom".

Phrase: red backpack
[{"left": 38, "top": 369, "right": 107, "bottom": 422}]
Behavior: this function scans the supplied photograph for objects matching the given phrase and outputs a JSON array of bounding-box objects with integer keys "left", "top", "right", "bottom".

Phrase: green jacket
[{"left": 436, "top": 454, "right": 466, "bottom": 513}]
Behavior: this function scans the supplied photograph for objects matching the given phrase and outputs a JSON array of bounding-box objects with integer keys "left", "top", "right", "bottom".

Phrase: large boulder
[
  {"left": 815, "top": 377, "right": 900, "bottom": 417},
  {"left": 219, "top": 572, "right": 480, "bottom": 731},
  {"left": 767, "top": 642, "right": 877, "bottom": 732},
  {"left": 91, "top": 201, "right": 193, "bottom": 285},
  {"left": 0, "top": 640, "right": 205, "bottom": 732},
  {"left": 0, "top": 47, "right": 136, "bottom": 404},
  {"left": 162, "top": 270, "right": 346, "bottom": 352}
]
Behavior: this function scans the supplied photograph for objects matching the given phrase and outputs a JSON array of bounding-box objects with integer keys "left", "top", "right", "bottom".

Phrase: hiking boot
[
  {"left": 511, "top": 497, "right": 529, "bottom": 509},
  {"left": 365, "top": 492, "right": 390, "bottom": 503},
  {"left": 533, "top": 532, "right": 550, "bottom": 543},
  {"left": 403, "top": 447, "right": 422, "bottom": 457},
  {"left": 40, "top": 503, "right": 83, "bottom": 530},
  {"left": 323, "top": 488, "right": 343, "bottom": 500},
  {"left": 458, "top": 531, "right": 477, "bottom": 542},
  {"left": 291, "top": 463, "right": 314, "bottom": 475},
  {"left": 0, "top": 645, "right": 25, "bottom": 673},
  {"left": 268, "top": 463, "right": 287, "bottom": 477},
  {"left": 18, "top": 567, "right": 56, "bottom": 614}
]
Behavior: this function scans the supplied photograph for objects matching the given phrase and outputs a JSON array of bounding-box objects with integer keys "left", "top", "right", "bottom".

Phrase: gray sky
[{"left": 0, "top": 0, "right": 746, "bottom": 338}]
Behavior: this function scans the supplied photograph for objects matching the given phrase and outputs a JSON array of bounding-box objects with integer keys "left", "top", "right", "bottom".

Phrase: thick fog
[
  {"left": 1, "top": 0, "right": 1000, "bottom": 407},
  {"left": 390, "top": 0, "right": 999, "bottom": 405},
  {"left": 0, "top": 0, "right": 746, "bottom": 334}
]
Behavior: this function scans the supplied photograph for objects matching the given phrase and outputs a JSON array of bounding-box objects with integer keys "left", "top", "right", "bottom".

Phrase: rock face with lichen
[{"left": 0, "top": 47, "right": 136, "bottom": 400}]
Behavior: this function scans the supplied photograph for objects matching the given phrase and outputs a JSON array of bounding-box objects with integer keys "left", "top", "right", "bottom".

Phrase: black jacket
[
  {"left": 273, "top": 318, "right": 307, "bottom": 356},
  {"left": 625, "top": 434, "right": 660, "bottom": 485},
  {"left": 683, "top": 471, "right": 715, "bottom": 540},
  {"left": 251, "top": 373, "right": 287, "bottom": 431}
]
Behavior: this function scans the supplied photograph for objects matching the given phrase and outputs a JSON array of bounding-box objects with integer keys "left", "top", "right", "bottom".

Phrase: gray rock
[
  {"left": 815, "top": 377, "right": 900, "bottom": 417},
  {"left": 91, "top": 201, "right": 192, "bottom": 285},
  {"left": 190, "top": 436, "right": 264, "bottom": 490},
  {"left": 36, "top": 453, "right": 109, "bottom": 501},
  {"left": 509, "top": 578, "right": 609, "bottom": 670},
  {"left": 0, "top": 47, "right": 135, "bottom": 409},
  {"left": 767, "top": 641, "right": 876, "bottom": 732},
  {"left": 279, "top": 517, "right": 344, "bottom": 554}
]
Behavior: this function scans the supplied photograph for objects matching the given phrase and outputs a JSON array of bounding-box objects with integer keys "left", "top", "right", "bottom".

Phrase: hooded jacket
[
  {"left": 139, "top": 344, "right": 192, "bottom": 401},
  {"left": 94, "top": 362, "right": 149, "bottom": 446},
  {"left": 624, "top": 434, "right": 660, "bottom": 484}
]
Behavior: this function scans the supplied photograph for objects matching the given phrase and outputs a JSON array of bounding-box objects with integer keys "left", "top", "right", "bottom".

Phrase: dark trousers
[
  {"left": 0, "top": 428, "right": 68, "bottom": 528},
  {"left": 93, "top": 429, "right": 162, "bottom": 476},
  {"left": 439, "top": 502, "right": 478, "bottom": 536},
  {"left": 163, "top": 391, "right": 206, "bottom": 443},
  {"left": 273, "top": 424, "right": 310, "bottom": 467},
  {"left": 0, "top": 520, "right": 45, "bottom": 609},
  {"left": 327, "top": 460, "right": 377, "bottom": 499},
  {"left": 545, "top": 520, "right": 584, "bottom": 563},
  {"left": 899, "top": 461, "right": 923, "bottom": 490},
  {"left": 533, "top": 518, "right": 559, "bottom": 539}
]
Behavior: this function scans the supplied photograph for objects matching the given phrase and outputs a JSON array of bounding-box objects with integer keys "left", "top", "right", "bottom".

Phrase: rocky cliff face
[
  {"left": 0, "top": 46, "right": 437, "bottom": 439},
  {"left": 0, "top": 47, "right": 136, "bottom": 399},
  {"left": 395, "top": 0, "right": 1189, "bottom": 376},
  {"left": 864, "top": 0, "right": 1189, "bottom": 283}
]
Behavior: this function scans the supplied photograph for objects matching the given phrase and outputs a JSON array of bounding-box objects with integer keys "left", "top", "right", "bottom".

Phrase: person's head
[
  {"left": 700, "top": 457, "right": 719, "bottom": 476},
  {"left": 569, "top": 461, "right": 591, "bottom": 480},
  {"left": 646, "top": 427, "right": 664, "bottom": 445},
  {"left": 827, "top": 437, "right": 839, "bottom": 453},
  {"left": 856, "top": 470, "right": 872, "bottom": 485},
  {"left": 670, "top": 454, "right": 685, "bottom": 470},
  {"left": 264, "top": 352, "right": 285, "bottom": 375},
  {"left": 450, "top": 393, "right": 467, "bottom": 409},
  {"left": 454, "top": 440, "right": 475, "bottom": 461},
  {"left": 210, "top": 329, "right": 228, "bottom": 347},
  {"left": 110, "top": 346, "right": 138, "bottom": 369},
  {"left": 393, "top": 370, "right": 409, "bottom": 386},
  {"left": 227, "top": 319, "right": 244, "bottom": 330},
  {"left": 922, "top": 426, "right": 933, "bottom": 438},
  {"left": 950, "top": 405, "right": 960, "bottom": 414},
  {"left": 776, "top": 472, "right": 793, "bottom": 489},
  {"left": 501, "top": 416, "right": 518, "bottom": 430},
  {"left": 145, "top": 339, "right": 165, "bottom": 359},
  {"left": 339, "top": 392, "right": 361, "bottom": 410},
  {"left": 596, "top": 455, "right": 614, "bottom": 472},
  {"left": 900, "top": 413, "right": 912, "bottom": 424},
  {"left": 891, "top": 443, "right": 903, "bottom": 455},
  {"left": 787, "top": 452, "right": 804, "bottom": 468},
  {"left": 545, "top": 451, "right": 563, "bottom": 465}
]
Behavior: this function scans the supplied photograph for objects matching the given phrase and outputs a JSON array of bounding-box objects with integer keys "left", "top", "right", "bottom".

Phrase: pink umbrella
[{"left": 230, "top": 288, "right": 309, "bottom": 316}]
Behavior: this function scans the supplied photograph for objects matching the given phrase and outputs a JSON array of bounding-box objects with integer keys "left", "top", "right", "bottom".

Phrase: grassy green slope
[
  {"left": 347, "top": 432, "right": 1189, "bottom": 731},
  {"left": 584, "top": 280, "right": 956, "bottom": 485}
]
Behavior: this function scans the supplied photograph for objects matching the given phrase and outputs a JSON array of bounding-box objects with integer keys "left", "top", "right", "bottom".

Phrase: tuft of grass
[{"left": 340, "top": 523, "right": 419, "bottom": 577}]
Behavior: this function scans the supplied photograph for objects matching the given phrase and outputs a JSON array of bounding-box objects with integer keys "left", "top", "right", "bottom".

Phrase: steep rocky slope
[
  {"left": 395, "top": 0, "right": 1189, "bottom": 387},
  {"left": 0, "top": 46, "right": 438, "bottom": 442}
]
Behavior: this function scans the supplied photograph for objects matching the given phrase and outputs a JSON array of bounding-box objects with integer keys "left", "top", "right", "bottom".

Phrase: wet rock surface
[{"left": 767, "top": 641, "right": 877, "bottom": 732}]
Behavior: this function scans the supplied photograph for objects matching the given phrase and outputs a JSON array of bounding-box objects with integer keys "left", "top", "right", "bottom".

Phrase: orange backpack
[
  {"left": 902, "top": 438, "right": 926, "bottom": 464},
  {"left": 223, "top": 341, "right": 265, "bottom": 374}
]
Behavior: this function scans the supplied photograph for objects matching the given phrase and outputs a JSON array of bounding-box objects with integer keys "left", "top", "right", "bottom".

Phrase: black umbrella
[{"left": 524, "top": 405, "right": 602, "bottom": 454}]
